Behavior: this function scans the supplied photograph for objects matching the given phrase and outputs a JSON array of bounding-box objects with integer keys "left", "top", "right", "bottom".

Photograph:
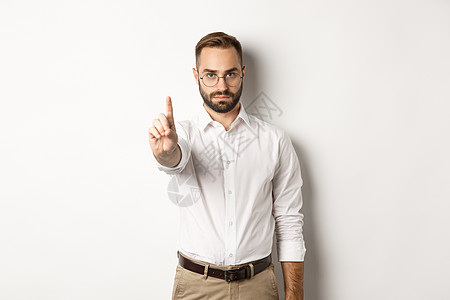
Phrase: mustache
[{"left": 210, "top": 91, "right": 233, "bottom": 97}]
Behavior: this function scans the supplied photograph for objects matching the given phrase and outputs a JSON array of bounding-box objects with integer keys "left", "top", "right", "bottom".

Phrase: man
[{"left": 148, "top": 32, "right": 305, "bottom": 300}]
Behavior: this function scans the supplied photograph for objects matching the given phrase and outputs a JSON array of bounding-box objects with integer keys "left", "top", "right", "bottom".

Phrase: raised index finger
[{"left": 166, "top": 96, "right": 174, "bottom": 124}]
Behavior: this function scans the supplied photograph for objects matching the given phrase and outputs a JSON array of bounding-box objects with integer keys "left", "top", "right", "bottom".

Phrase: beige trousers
[{"left": 172, "top": 252, "right": 279, "bottom": 300}]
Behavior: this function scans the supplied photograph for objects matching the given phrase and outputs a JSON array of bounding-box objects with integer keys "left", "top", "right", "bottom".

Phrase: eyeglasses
[{"left": 198, "top": 71, "right": 243, "bottom": 87}]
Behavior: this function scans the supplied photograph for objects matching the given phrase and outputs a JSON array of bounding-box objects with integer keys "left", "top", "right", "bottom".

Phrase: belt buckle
[{"left": 224, "top": 269, "right": 240, "bottom": 282}]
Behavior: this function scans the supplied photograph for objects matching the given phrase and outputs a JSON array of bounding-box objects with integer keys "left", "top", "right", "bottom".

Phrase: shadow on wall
[
  {"left": 241, "top": 49, "right": 260, "bottom": 107},
  {"left": 243, "top": 49, "right": 323, "bottom": 300}
]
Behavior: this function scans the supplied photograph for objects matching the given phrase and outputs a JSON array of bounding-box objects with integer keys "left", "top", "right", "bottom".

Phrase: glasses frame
[{"left": 197, "top": 70, "right": 243, "bottom": 87}]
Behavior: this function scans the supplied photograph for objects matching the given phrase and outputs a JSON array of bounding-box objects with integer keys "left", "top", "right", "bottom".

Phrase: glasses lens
[
  {"left": 202, "top": 74, "right": 217, "bottom": 87},
  {"left": 225, "top": 73, "right": 241, "bottom": 87}
]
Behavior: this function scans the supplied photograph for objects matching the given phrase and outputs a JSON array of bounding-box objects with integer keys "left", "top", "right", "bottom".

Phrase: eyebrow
[{"left": 201, "top": 67, "right": 240, "bottom": 74}]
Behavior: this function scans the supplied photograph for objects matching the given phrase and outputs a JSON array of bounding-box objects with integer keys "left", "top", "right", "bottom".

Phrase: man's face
[{"left": 193, "top": 47, "right": 246, "bottom": 113}]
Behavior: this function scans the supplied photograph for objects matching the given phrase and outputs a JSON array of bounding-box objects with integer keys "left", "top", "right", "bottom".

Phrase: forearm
[{"left": 281, "top": 261, "right": 304, "bottom": 300}]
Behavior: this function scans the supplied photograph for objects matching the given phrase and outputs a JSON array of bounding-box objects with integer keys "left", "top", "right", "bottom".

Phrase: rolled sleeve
[
  {"left": 272, "top": 130, "right": 306, "bottom": 262},
  {"left": 153, "top": 121, "right": 191, "bottom": 175}
]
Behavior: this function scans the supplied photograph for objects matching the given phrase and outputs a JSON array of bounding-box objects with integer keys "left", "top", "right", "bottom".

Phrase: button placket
[{"left": 221, "top": 131, "right": 237, "bottom": 265}]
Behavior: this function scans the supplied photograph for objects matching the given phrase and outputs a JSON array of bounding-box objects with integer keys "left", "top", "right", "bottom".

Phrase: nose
[{"left": 216, "top": 77, "right": 228, "bottom": 91}]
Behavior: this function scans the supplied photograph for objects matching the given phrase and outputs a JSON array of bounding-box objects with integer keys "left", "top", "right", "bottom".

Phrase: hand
[{"left": 148, "top": 96, "right": 178, "bottom": 158}]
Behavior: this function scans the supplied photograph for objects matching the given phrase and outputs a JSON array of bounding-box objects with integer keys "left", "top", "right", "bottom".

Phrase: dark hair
[{"left": 195, "top": 32, "right": 243, "bottom": 68}]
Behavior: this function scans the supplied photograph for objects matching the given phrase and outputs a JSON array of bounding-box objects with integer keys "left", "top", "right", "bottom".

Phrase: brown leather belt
[{"left": 177, "top": 251, "right": 271, "bottom": 282}]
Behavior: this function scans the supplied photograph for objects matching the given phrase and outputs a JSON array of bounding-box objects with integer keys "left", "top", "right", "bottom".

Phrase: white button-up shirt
[{"left": 154, "top": 101, "right": 306, "bottom": 266}]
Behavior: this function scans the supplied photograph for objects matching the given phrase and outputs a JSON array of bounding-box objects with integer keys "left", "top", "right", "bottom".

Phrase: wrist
[{"left": 156, "top": 144, "right": 181, "bottom": 168}]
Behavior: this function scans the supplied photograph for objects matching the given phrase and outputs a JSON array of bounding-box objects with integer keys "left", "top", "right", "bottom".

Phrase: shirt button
[
  {"left": 226, "top": 160, "right": 231, "bottom": 164},
  {"left": 229, "top": 253, "right": 233, "bottom": 257},
  {"left": 229, "top": 221, "right": 233, "bottom": 226},
  {"left": 228, "top": 190, "right": 232, "bottom": 194}
]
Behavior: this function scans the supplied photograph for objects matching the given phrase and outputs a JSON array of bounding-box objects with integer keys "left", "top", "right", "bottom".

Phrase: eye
[
  {"left": 205, "top": 73, "right": 216, "bottom": 79},
  {"left": 226, "top": 73, "right": 237, "bottom": 78}
]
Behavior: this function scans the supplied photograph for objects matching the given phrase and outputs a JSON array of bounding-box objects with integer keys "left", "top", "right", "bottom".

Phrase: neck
[{"left": 203, "top": 101, "right": 241, "bottom": 131}]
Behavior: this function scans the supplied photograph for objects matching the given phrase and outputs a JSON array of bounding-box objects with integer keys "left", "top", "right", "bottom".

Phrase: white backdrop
[{"left": 1, "top": 0, "right": 449, "bottom": 299}]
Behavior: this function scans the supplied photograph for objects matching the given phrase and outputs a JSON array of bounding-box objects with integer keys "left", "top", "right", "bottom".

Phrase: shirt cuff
[{"left": 277, "top": 240, "right": 306, "bottom": 262}]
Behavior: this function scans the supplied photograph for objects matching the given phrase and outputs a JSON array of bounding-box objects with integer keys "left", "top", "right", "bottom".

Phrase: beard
[{"left": 199, "top": 81, "right": 243, "bottom": 113}]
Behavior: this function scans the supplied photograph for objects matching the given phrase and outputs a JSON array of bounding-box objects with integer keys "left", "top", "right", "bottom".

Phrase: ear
[
  {"left": 241, "top": 65, "right": 246, "bottom": 79},
  {"left": 192, "top": 68, "right": 199, "bottom": 84}
]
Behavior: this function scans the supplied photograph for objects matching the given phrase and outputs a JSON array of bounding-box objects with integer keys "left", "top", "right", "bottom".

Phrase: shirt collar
[{"left": 197, "top": 101, "right": 251, "bottom": 131}]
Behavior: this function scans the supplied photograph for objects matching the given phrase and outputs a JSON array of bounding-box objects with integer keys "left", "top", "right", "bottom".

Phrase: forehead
[{"left": 198, "top": 47, "right": 241, "bottom": 72}]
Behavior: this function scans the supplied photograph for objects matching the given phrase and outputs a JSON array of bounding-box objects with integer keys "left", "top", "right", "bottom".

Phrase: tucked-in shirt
[{"left": 154, "top": 101, "right": 306, "bottom": 266}]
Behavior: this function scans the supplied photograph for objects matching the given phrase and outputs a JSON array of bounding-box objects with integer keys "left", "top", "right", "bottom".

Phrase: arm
[
  {"left": 272, "top": 130, "right": 306, "bottom": 298},
  {"left": 281, "top": 261, "right": 304, "bottom": 300}
]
